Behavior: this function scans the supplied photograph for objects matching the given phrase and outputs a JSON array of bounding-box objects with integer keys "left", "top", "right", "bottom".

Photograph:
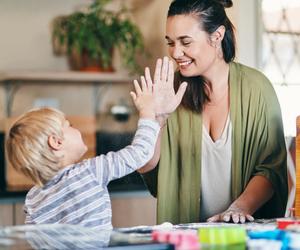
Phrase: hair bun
[{"left": 218, "top": 0, "right": 233, "bottom": 8}]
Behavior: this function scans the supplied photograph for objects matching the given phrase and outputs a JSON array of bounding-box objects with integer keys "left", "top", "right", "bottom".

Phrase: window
[{"left": 261, "top": 0, "right": 300, "bottom": 136}]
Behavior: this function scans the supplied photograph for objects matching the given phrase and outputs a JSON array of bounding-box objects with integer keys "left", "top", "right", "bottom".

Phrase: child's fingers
[
  {"left": 154, "top": 58, "right": 162, "bottom": 84},
  {"left": 133, "top": 80, "right": 142, "bottom": 96},
  {"left": 130, "top": 91, "right": 137, "bottom": 101},
  {"left": 141, "top": 76, "right": 147, "bottom": 92}
]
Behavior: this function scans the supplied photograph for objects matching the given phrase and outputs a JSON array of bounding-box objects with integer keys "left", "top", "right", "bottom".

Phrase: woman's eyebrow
[{"left": 165, "top": 35, "right": 192, "bottom": 40}]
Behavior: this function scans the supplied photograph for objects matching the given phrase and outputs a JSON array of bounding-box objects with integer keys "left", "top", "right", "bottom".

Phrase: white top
[{"left": 200, "top": 115, "right": 232, "bottom": 221}]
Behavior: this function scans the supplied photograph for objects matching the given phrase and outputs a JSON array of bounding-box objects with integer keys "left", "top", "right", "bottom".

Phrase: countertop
[
  {"left": 0, "top": 224, "right": 173, "bottom": 250},
  {"left": 1, "top": 221, "right": 300, "bottom": 249}
]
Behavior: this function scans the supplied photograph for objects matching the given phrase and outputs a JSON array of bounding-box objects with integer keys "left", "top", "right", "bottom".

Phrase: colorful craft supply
[
  {"left": 248, "top": 229, "right": 290, "bottom": 250},
  {"left": 152, "top": 230, "right": 200, "bottom": 250},
  {"left": 198, "top": 226, "right": 246, "bottom": 245},
  {"left": 276, "top": 218, "right": 300, "bottom": 229}
]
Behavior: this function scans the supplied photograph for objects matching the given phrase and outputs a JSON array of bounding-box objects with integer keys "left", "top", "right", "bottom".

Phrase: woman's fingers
[
  {"left": 231, "top": 213, "right": 240, "bottom": 224},
  {"left": 222, "top": 212, "right": 231, "bottom": 222},
  {"left": 207, "top": 208, "right": 254, "bottom": 224},
  {"left": 161, "top": 56, "right": 169, "bottom": 82},
  {"left": 246, "top": 214, "right": 255, "bottom": 222},
  {"left": 207, "top": 214, "right": 221, "bottom": 222},
  {"left": 154, "top": 58, "right": 162, "bottom": 84},
  {"left": 145, "top": 67, "right": 153, "bottom": 90},
  {"left": 167, "top": 59, "right": 174, "bottom": 86},
  {"left": 174, "top": 82, "right": 187, "bottom": 105},
  {"left": 224, "top": 212, "right": 252, "bottom": 224},
  {"left": 239, "top": 214, "right": 246, "bottom": 224},
  {"left": 153, "top": 57, "right": 174, "bottom": 87}
]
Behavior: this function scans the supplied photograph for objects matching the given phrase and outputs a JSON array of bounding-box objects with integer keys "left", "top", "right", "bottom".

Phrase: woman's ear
[
  {"left": 48, "top": 134, "right": 63, "bottom": 150},
  {"left": 210, "top": 25, "right": 226, "bottom": 47}
]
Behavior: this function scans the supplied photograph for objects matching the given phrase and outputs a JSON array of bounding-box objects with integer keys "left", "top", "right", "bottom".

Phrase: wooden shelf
[
  {"left": 0, "top": 71, "right": 136, "bottom": 116},
  {"left": 0, "top": 70, "right": 136, "bottom": 84}
]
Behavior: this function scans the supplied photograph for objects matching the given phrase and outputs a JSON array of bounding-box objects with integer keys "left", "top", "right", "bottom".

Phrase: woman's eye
[
  {"left": 182, "top": 42, "right": 191, "bottom": 46},
  {"left": 166, "top": 42, "right": 175, "bottom": 47}
]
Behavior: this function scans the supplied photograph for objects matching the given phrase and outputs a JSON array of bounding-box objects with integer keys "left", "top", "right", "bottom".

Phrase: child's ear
[{"left": 48, "top": 134, "right": 63, "bottom": 150}]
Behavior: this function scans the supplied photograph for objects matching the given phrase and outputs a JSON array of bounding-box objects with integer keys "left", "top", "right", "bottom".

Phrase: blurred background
[{"left": 0, "top": 0, "right": 299, "bottom": 227}]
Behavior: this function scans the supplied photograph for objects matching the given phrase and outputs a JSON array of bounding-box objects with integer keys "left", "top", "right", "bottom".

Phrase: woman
[{"left": 138, "top": 0, "right": 288, "bottom": 224}]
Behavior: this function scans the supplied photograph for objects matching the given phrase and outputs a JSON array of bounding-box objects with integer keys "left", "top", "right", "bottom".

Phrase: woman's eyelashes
[
  {"left": 181, "top": 38, "right": 192, "bottom": 46},
  {"left": 166, "top": 40, "right": 192, "bottom": 47},
  {"left": 182, "top": 41, "right": 191, "bottom": 46},
  {"left": 166, "top": 40, "right": 175, "bottom": 47}
]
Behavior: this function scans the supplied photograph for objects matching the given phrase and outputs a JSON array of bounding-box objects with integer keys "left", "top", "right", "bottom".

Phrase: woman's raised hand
[{"left": 145, "top": 57, "right": 187, "bottom": 116}]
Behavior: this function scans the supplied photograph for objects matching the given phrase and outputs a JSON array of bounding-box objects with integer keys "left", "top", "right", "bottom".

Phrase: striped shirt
[{"left": 24, "top": 119, "right": 160, "bottom": 230}]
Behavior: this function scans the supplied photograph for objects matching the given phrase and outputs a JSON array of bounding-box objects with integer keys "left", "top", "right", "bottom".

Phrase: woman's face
[{"left": 166, "top": 14, "right": 218, "bottom": 77}]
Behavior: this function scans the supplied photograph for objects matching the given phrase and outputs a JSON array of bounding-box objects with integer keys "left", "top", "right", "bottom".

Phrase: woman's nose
[{"left": 170, "top": 46, "right": 184, "bottom": 59}]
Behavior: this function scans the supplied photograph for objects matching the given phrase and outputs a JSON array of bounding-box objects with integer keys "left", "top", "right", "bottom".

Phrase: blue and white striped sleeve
[{"left": 90, "top": 119, "right": 160, "bottom": 186}]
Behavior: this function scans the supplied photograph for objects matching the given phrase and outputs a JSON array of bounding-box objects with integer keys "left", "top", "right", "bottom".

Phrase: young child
[{"left": 5, "top": 70, "right": 172, "bottom": 230}]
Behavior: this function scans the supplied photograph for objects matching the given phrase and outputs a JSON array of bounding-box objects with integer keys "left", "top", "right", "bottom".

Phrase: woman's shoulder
[
  {"left": 231, "top": 62, "right": 275, "bottom": 92},
  {"left": 231, "top": 62, "right": 270, "bottom": 83},
  {"left": 231, "top": 62, "right": 280, "bottom": 108}
]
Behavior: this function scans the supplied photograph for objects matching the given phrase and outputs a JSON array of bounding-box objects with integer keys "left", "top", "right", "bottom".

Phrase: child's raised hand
[
  {"left": 146, "top": 57, "right": 187, "bottom": 116},
  {"left": 130, "top": 75, "right": 155, "bottom": 120}
]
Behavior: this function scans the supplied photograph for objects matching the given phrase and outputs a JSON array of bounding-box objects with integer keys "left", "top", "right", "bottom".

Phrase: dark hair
[{"left": 168, "top": 0, "right": 236, "bottom": 113}]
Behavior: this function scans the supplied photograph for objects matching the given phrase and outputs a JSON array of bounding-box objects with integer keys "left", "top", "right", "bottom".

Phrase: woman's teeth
[{"left": 178, "top": 60, "right": 192, "bottom": 66}]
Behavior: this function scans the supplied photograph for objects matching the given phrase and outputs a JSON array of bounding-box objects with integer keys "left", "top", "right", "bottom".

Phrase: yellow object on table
[{"left": 198, "top": 226, "right": 246, "bottom": 245}]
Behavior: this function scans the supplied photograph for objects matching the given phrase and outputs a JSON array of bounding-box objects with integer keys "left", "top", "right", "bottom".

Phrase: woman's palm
[{"left": 146, "top": 57, "right": 187, "bottom": 115}]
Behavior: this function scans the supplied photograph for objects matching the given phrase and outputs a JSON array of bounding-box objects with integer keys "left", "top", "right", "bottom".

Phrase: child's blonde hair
[{"left": 6, "top": 107, "right": 65, "bottom": 186}]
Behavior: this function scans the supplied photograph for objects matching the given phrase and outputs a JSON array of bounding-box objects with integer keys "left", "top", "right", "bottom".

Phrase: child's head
[{"left": 6, "top": 107, "right": 87, "bottom": 186}]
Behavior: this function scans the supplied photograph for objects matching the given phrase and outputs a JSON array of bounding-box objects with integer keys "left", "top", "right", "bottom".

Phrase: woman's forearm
[{"left": 231, "top": 175, "right": 274, "bottom": 215}]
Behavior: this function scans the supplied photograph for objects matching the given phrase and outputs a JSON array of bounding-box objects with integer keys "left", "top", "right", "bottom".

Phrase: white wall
[
  {"left": 0, "top": 0, "right": 257, "bottom": 120},
  {"left": 235, "top": 0, "right": 260, "bottom": 68},
  {"left": 0, "top": 0, "right": 256, "bottom": 72},
  {"left": 0, "top": 0, "right": 172, "bottom": 72},
  {"left": 0, "top": 0, "right": 96, "bottom": 71}
]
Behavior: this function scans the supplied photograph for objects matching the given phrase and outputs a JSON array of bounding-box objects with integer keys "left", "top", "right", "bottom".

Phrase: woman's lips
[{"left": 177, "top": 60, "right": 193, "bottom": 69}]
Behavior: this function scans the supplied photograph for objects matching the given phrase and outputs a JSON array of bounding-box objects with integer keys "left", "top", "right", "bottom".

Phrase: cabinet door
[
  {"left": 0, "top": 204, "right": 13, "bottom": 226},
  {"left": 14, "top": 203, "right": 25, "bottom": 225},
  {"left": 111, "top": 195, "right": 156, "bottom": 227}
]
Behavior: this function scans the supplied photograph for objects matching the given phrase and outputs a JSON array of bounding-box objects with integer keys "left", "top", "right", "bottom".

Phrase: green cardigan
[{"left": 143, "top": 62, "right": 288, "bottom": 224}]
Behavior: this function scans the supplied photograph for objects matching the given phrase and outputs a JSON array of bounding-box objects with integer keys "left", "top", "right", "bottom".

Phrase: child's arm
[
  {"left": 91, "top": 119, "right": 160, "bottom": 186},
  {"left": 90, "top": 74, "right": 160, "bottom": 186}
]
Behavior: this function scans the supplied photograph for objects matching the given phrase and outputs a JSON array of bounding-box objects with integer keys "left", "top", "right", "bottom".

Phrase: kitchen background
[{"left": 0, "top": 0, "right": 299, "bottom": 227}]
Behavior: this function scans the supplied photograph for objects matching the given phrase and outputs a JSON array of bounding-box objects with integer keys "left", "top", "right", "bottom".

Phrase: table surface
[{"left": 0, "top": 221, "right": 285, "bottom": 250}]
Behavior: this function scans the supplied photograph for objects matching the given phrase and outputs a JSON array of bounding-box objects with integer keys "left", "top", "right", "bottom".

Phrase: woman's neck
[
  {"left": 206, "top": 60, "right": 230, "bottom": 90},
  {"left": 203, "top": 60, "right": 230, "bottom": 98}
]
